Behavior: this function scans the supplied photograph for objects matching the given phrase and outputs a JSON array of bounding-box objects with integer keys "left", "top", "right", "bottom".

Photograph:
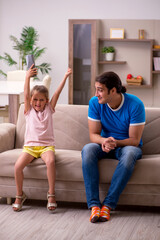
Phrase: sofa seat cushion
[
  {"left": 0, "top": 149, "right": 160, "bottom": 185},
  {"left": 130, "top": 155, "right": 160, "bottom": 185},
  {"left": 0, "top": 149, "right": 84, "bottom": 181},
  {"left": 99, "top": 154, "right": 160, "bottom": 185}
]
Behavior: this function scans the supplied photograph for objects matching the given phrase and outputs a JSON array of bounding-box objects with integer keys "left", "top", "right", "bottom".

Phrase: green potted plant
[
  {"left": 102, "top": 46, "right": 115, "bottom": 61},
  {"left": 0, "top": 26, "right": 51, "bottom": 80}
]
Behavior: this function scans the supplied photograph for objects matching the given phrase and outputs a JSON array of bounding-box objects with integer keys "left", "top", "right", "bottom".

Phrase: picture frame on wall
[{"left": 110, "top": 28, "right": 124, "bottom": 39}]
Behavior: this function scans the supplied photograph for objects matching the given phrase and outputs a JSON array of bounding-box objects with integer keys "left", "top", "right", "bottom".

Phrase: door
[{"left": 69, "top": 19, "right": 97, "bottom": 104}]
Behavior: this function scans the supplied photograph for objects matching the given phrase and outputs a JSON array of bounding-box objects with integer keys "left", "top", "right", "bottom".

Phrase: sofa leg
[{"left": 7, "top": 197, "right": 12, "bottom": 205}]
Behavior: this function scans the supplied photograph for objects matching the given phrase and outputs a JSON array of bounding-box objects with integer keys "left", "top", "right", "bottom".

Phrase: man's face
[{"left": 95, "top": 82, "right": 112, "bottom": 104}]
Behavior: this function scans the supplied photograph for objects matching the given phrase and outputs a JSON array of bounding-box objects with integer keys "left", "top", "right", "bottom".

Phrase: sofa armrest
[{"left": 0, "top": 123, "right": 16, "bottom": 153}]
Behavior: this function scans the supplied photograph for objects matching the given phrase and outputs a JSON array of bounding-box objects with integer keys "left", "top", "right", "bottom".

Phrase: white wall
[{"left": 1, "top": 0, "right": 160, "bottom": 104}]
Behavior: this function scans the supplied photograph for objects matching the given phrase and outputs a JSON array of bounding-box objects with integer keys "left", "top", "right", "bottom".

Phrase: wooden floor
[{"left": 0, "top": 197, "right": 160, "bottom": 240}]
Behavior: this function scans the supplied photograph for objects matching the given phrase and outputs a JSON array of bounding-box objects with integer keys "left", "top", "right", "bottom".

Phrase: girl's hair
[
  {"left": 96, "top": 71, "right": 126, "bottom": 93},
  {"left": 31, "top": 85, "right": 49, "bottom": 99}
]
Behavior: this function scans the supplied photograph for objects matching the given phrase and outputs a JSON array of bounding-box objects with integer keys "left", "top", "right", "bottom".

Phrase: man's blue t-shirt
[{"left": 88, "top": 93, "right": 145, "bottom": 147}]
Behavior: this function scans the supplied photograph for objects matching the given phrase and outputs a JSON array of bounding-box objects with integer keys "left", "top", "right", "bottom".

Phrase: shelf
[
  {"left": 99, "top": 38, "right": 153, "bottom": 43},
  {"left": 152, "top": 48, "right": 160, "bottom": 51},
  {"left": 98, "top": 38, "right": 153, "bottom": 88},
  {"left": 98, "top": 61, "right": 126, "bottom": 64},
  {"left": 125, "top": 84, "right": 152, "bottom": 89},
  {"left": 152, "top": 71, "right": 160, "bottom": 74}
]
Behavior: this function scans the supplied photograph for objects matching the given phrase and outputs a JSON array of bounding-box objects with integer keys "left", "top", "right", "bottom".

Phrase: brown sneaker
[
  {"left": 90, "top": 206, "right": 100, "bottom": 223},
  {"left": 99, "top": 205, "right": 111, "bottom": 222}
]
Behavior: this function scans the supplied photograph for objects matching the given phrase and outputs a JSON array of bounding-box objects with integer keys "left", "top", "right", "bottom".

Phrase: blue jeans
[{"left": 82, "top": 143, "right": 142, "bottom": 209}]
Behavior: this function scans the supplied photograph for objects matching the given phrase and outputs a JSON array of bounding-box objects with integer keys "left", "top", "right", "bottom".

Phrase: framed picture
[{"left": 110, "top": 28, "right": 124, "bottom": 39}]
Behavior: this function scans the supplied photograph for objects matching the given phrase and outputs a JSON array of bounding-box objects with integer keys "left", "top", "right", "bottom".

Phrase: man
[{"left": 82, "top": 71, "right": 145, "bottom": 223}]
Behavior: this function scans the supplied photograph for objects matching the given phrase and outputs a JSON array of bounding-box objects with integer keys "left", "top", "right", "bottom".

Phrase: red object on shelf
[
  {"left": 136, "top": 75, "right": 143, "bottom": 79},
  {"left": 127, "top": 74, "right": 133, "bottom": 79}
]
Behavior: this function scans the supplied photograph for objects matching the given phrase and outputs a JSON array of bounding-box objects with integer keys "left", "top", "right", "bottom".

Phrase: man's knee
[
  {"left": 120, "top": 146, "right": 142, "bottom": 169},
  {"left": 81, "top": 143, "right": 99, "bottom": 166}
]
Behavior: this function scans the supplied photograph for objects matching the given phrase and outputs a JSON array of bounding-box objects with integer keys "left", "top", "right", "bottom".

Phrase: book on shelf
[{"left": 153, "top": 57, "right": 160, "bottom": 71}]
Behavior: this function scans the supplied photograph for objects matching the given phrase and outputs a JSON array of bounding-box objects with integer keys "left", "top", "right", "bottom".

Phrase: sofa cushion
[
  {"left": 15, "top": 104, "right": 90, "bottom": 151},
  {"left": 0, "top": 148, "right": 160, "bottom": 185},
  {"left": 99, "top": 155, "right": 160, "bottom": 185},
  {"left": 0, "top": 149, "right": 84, "bottom": 181},
  {"left": 142, "top": 107, "right": 160, "bottom": 154},
  {"left": 15, "top": 104, "right": 160, "bottom": 154},
  {"left": 0, "top": 123, "right": 15, "bottom": 153}
]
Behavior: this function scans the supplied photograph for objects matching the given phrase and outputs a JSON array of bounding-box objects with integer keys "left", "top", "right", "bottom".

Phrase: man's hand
[{"left": 102, "top": 137, "right": 117, "bottom": 153}]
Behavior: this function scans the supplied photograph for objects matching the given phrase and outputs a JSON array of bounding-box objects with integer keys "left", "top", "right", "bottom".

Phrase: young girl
[{"left": 12, "top": 65, "right": 72, "bottom": 212}]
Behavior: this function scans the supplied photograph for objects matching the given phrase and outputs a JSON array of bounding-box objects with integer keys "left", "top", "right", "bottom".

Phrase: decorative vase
[{"left": 105, "top": 52, "right": 114, "bottom": 61}]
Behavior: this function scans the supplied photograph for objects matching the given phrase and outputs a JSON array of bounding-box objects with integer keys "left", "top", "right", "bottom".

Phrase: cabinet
[{"left": 98, "top": 38, "right": 153, "bottom": 88}]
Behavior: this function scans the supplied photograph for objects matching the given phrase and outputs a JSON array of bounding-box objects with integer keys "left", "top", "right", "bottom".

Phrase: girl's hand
[
  {"left": 26, "top": 64, "right": 38, "bottom": 78},
  {"left": 65, "top": 68, "right": 72, "bottom": 78}
]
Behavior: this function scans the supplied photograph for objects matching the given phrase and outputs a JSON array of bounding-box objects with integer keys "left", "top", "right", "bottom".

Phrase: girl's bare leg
[
  {"left": 41, "top": 151, "right": 56, "bottom": 210},
  {"left": 13, "top": 152, "right": 34, "bottom": 209}
]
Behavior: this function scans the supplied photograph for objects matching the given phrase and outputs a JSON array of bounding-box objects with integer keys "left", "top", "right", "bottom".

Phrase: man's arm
[
  {"left": 88, "top": 119, "right": 103, "bottom": 144},
  {"left": 89, "top": 119, "right": 145, "bottom": 153},
  {"left": 115, "top": 124, "right": 145, "bottom": 147},
  {"left": 88, "top": 119, "right": 116, "bottom": 152}
]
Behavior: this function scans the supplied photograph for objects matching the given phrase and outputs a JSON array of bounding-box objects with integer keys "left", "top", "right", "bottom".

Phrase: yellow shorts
[{"left": 23, "top": 146, "right": 55, "bottom": 158}]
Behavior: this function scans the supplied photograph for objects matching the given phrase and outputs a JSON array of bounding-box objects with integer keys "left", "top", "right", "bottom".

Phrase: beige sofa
[{"left": 0, "top": 104, "right": 160, "bottom": 207}]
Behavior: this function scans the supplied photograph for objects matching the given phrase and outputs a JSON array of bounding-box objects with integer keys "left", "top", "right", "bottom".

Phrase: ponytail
[{"left": 121, "top": 86, "right": 126, "bottom": 93}]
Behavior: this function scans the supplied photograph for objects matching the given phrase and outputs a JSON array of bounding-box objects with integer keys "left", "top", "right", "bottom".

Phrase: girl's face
[{"left": 30, "top": 90, "right": 48, "bottom": 112}]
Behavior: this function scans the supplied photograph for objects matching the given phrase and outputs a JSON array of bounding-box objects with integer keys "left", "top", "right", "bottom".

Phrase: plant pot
[{"left": 105, "top": 52, "right": 114, "bottom": 61}]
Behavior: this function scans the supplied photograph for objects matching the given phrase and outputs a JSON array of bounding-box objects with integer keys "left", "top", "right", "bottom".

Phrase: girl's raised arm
[{"left": 24, "top": 65, "right": 37, "bottom": 113}]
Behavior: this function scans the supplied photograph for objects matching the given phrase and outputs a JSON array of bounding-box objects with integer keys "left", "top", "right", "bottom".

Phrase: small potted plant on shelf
[{"left": 102, "top": 46, "right": 115, "bottom": 61}]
